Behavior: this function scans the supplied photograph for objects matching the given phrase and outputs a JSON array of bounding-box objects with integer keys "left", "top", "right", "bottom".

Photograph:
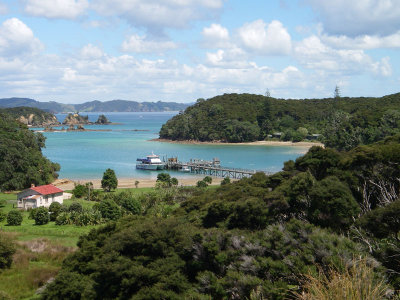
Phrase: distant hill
[
  {"left": 0, "top": 97, "right": 189, "bottom": 113},
  {"left": 159, "top": 92, "right": 400, "bottom": 150}
]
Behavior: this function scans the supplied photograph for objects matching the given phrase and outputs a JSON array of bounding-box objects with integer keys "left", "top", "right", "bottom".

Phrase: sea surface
[{"left": 38, "top": 112, "right": 309, "bottom": 180}]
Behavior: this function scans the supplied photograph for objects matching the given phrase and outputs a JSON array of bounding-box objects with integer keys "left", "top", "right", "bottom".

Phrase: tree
[
  {"left": 101, "top": 169, "right": 118, "bottom": 192},
  {"left": 334, "top": 85, "right": 341, "bottom": 99},
  {"left": 135, "top": 180, "right": 139, "bottom": 188},
  {"left": 7, "top": 210, "right": 23, "bottom": 226},
  {"left": 49, "top": 202, "right": 62, "bottom": 221},
  {"left": 0, "top": 233, "right": 16, "bottom": 269},
  {"left": 171, "top": 177, "right": 179, "bottom": 186},
  {"left": 203, "top": 176, "right": 212, "bottom": 184},
  {"left": 69, "top": 202, "right": 83, "bottom": 213},
  {"left": 98, "top": 199, "right": 121, "bottom": 220},
  {"left": 157, "top": 173, "right": 172, "bottom": 187},
  {"left": 34, "top": 207, "right": 50, "bottom": 225},
  {"left": 197, "top": 180, "right": 208, "bottom": 188},
  {"left": 72, "top": 184, "right": 87, "bottom": 198},
  {"left": 221, "top": 177, "right": 231, "bottom": 185}
]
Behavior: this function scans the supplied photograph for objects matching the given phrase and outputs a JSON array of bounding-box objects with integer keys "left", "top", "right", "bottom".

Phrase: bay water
[{"left": 40, "top": 112, "right": 309, "bottom": 180}]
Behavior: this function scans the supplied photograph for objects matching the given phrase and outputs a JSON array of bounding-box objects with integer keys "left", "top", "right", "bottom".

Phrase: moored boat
[{"left": 136, "top": 153, "right": 165, "bottom": 170}]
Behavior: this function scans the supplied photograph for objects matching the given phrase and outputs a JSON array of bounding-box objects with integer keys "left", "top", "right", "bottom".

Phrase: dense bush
[
  {"left": 7, "top": 210, "right": 23, "bottom": 226},
  {"left": 0, "top": 112, "right": 60, "bottom": 191},
  {"left": 72, "top": 184, "right": 87, "bottom": 198},
  {"left": 68, "top": 202, "right": 83, "bottom": 213},
  {"left": 98, "top": 199, "right": 121, "bottom": 220},
  {"left": 101, "top": 168, "right": 118, "bottom": 192},
  {"left": 49, "top": 202, "right": 62, "bottom": 221},
  {"left": 0, "top": 233, "right": 16, "bottom": 269},
  {"left": 0, "top": 210, "right": 6, "bottom": 222},
  {"left": 33, "top": 207, "right": 49, "bottom": 225}
]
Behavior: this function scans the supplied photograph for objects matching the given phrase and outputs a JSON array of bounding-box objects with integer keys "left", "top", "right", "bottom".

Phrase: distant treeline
[
  {"left": 0, "top": 97, "right": 190, "bottom": 113},
  {"left": 160, "top": 93, "right": 400, "bottom": 150}
]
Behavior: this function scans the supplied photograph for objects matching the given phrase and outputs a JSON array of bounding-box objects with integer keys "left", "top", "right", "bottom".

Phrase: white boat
[
  {"left": 136, "top": 153, "right": 165, "bottom": 170},
  {"left": 179, "top": 165, "right": 190, "bottom": 172}
]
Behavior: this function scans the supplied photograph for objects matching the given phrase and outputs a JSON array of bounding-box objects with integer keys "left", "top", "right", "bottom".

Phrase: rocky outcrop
[
  {"left": 62, "top": 113, "right": 90, "bottom": 125},
  {"left": 95, "top": 114, "right": 111, "bottom": 124},
  {"left": 14, "top": 111, "right": 60, "bottom": 127}
]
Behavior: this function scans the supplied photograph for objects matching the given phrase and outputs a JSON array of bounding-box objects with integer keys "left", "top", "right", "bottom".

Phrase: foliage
[
  {"left": 221, "top": 177, "right": 231, "bottom": 185},
  {"left": 7, "top": 210, "right": 23, "bottom": 226},
  {"left": 33, "top": 207, "right": 49, "bottom": 225},
  {"left": 72, "top": 184, "right": 87, "bottom": 198},
  {"left": 0, "top": 113, "right": 60, "bottom": 191},
  {"left": 203, "top": 176, "right": 212, "bottom": 184},
  {"left": 98, "top": 199, "right": 121, "bottom": 220},
  {"left": 295, "top": 258, "right": 390, "bottom": 300},
  {"left": 159, "top": 92, "right": 400, "bottom": 148},
  {"left": 49, "top": 202, "right": 62, "bottom": 221},
  {"left": 171, "top": 177, "right": 179, "bottom": 186},
  {"left": 0, "top": 210, "right": 6, "bottom": 222},
  {"left": 197, "top": 180, "right": 208, "bottom": 188},
  {"left": 101, "top": 169, "right": 118, "bottom": 192},
  {"left": 0, "top": 233, "right": 16, "bottom": 269},
  {"left": 68, "top": 202, "right": 83, "bottom": 213}
]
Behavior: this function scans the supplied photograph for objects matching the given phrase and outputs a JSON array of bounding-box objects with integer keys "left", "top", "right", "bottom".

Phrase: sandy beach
[
  {"left": 52, "top": 176, "right": 226, "bottom": 191},
  {"left": 152, "top": 138, "right": 324, "bottom": 148}
]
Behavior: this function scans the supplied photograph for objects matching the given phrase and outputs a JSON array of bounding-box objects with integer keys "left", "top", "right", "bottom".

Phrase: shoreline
[
  {"left": 52, "top": 176, "right": 225, "bottom": 191},
  {"left": 151, "top": 138, "right": 324, "bottom": 148}
]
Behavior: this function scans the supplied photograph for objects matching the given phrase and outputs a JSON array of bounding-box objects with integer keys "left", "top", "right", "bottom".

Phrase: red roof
[{"left": 30, "top": 184, "right": 63, "bottom": 195}]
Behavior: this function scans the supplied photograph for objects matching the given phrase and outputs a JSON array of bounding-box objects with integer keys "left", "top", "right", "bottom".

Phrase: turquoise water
[{"left": 40, "top": 112, "right": 308, "bottom": 180}]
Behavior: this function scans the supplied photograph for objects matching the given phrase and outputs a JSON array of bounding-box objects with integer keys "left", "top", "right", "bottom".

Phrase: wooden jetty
[{"left": 164, "top": 157, "right": 273, "bottom": 179}]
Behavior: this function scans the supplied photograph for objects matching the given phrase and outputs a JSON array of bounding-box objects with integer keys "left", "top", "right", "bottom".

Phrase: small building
[
  {"left": 307, "top": 134, "right": 321, "bottom": 140},
  {"left": 17, "top": 184, "right": 64, "bottom": 210}
]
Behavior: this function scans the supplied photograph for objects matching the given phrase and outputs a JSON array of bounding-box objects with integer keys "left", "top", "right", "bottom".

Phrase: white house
[{"left": 17, "top": 184, "right": 64, "bottom": 210}]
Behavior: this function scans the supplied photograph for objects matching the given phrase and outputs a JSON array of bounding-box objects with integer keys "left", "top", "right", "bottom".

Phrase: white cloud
[
  {"left": 294, "top": 35, "right": 392, "bottom": 77},
  {"left": 91, "top": 0, "right": 225, "bottom": 34},
  {"left": 0, "top": 18, "right": 43, "bottom": 57},
  {"left": 205, "top": 48, "right": 249, "bottom": 68},
  {"left": 306, "top": 0, "right": 400, "bottom": 36},
  {"left": 238, "top": 20, "right": 292, "bottom": 55},
  {"left": 24, "top": 0, "right": 88, "bottom": 19},
  {"left": 80, "top": 44, "right": 104, "bottom": 59},
  {"left": 122, "top": 34, "right": 177, "bottom": 53},
  {"left": 320, "top": 31, "right": 400, "bottom": 50},
  {"left": 202, "top": 23, "right": 231, "bottom": 48}
]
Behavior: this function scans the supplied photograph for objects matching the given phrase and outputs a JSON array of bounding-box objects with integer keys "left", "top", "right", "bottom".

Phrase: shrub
[
  {"left": 0, "top": 210, "right": 6, "bottom": 222},
  {"left": 197, "top": 180, "right": 208, "bottom": 188},
  {"left": 72, "top": 184, "right": 87, "bottom": 198},
  {"left": 171, "top": 177, "right": 179, "bottom": 186},
  {"left": 34, "top": 207, "right": 50, "bottom": 225},
  {"left": 49, "top": 202, "right": 62, "bottom": 221},
  {"left": 221, "top": 177, "right": 231, "bottom": 185},
  {"left": 0, "top": 233, "right": 16, "bottom": 269},
  {"left": 69, "top": 202, "right": 83, "bottom": 213},
  {"left": 7, "top": 210, "right": 23, "bottom": 226},
  {"left": 203, "top": 176, "right": 212, "bottom": 184},
  {"left": 98, "top": 199, "right": 121, "bottom": 220},
  {"left": 120, "top": 197, "right": 141, "bottom": 215}
]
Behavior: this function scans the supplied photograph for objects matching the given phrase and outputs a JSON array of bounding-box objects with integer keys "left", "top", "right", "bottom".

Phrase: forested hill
[
  {"left": 159, "top": 92, "right": 400, "bottom": 150},
  {"left": 0, "top": 107, "right": 60, "bottom": 126},
  {"left": 0, "top": 97, "right": 189, "bottom": 113},
  {"left": 0, "top": 112, "right": 60, "bottom": 191}
]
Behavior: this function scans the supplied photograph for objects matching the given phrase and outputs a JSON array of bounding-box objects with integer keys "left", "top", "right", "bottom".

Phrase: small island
[{"left": 95, "top": 114, "right": 111, "bottom": 124}]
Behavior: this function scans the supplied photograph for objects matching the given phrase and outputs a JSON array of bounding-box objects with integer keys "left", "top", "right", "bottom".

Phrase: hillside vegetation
[
  {"left": 160, "top": 93, "right": 400, "bottom": 150},
  {"left": 0, "top": 112, "right": 60, "bottom": 191},
  {"left": 42, "top": 136, "right": 400, "bottom": 299},
  {"left": 0, "top": 107, "right": 60, "bottom": 127}
]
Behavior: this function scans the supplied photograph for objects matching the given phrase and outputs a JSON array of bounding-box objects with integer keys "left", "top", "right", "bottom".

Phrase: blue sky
[{"left": 0, "top": 0, "right": 399, "bottom": 103}]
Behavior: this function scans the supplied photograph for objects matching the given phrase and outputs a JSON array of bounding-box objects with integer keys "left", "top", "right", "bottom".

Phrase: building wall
[{"left": 18, "top": 192, "right": 64, "bottom": 209}]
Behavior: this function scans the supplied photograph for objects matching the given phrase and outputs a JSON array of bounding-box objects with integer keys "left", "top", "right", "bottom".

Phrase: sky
[{"left": 0, "top": 0, "right": 399, "bottom": 103}]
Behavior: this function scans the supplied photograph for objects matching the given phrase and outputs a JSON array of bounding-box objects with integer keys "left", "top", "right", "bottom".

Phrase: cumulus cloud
[
  {"left": 0, "top": 18, "right": 43, "bottom": 57},
  {"left": 91, "top": 0, "right": 225, "bottom": 34},
  {"left": 238, "top": 20, "right": 292, "bottom": 55},
  {"left": 24, "top": 0, "right": 88, "bottom": 19},
  {"left": 80, "top": 44, "right": 104, "bottom": 59},
  {"left": 294, "top": 35, "right": 392, "bottom": 77},
  {"left": 306, "top": 0, "right": 400, "bottom": 36},
  {"left": 122, "top": 34, "right": 177, "bottom": 53},
  {"left": 205, "top": 47, "right": 249, "bottom": 68},
  {"left": 202, "top": 23, "right": 231, "bottom": 48}
]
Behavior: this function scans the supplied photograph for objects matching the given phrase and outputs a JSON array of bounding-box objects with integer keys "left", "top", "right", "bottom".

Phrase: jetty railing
[{"left": 164, "top": 157, "right": 274, "bottom": 179}]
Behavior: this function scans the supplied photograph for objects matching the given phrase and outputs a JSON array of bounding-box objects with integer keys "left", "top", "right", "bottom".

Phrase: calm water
[{"left": 39, "top": 112, "right": 308, "bottom": 180}]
